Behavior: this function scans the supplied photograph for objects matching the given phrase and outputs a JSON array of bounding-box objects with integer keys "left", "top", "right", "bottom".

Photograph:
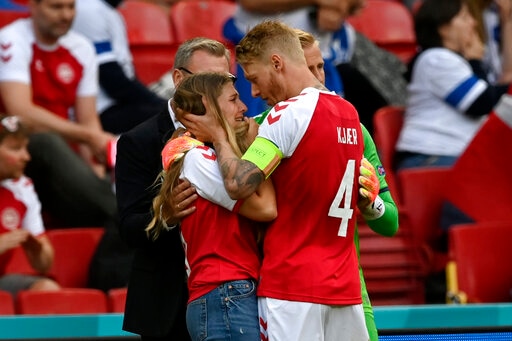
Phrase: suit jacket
[{"left": 115, "top": 110, "right": 189, "bottom": 338}]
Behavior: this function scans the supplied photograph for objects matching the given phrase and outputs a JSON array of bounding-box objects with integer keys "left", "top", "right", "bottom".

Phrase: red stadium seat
[
  {"left": 107, "top": 287, "right": 127, "bottom": 313},
  {"left": 170, "top": 0, "right": 235, "bottom": 44},
  {"left": 118, "top": 0, "right": 179, "bottom": 84},
  {"left": 398, "top": 167, "right": 451, "bottom": 274},
  {"left": 447, "top": 222, "right": 512, "bottom": 303},
  {"left": 119, "top": 0, "right": 173, "bottom": 44},
  {"left": 46, "top": 228, "right": 105, "bottom": 288},
  {"left": 169, "top": 0, "right": 236, "bottom": 73},
  {"left": 347, "top": 0, "right": 417, "bottom": 63},
  {"left": 0, "top": 290, "right": 15, "bottom": 315},
  {"left": 372, "top": 105, "right": 404, "bottom": 204},
  {"left": 358, "top": 221, "right": 425, "bottom": 305},
  {"left": 16, "top": 288, "right": 108, "bottom": 314}
]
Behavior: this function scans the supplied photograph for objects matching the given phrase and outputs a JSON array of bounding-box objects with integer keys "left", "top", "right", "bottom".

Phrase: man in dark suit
[{"left": 115, "top": 37, "right": 232, "bottom": 341}]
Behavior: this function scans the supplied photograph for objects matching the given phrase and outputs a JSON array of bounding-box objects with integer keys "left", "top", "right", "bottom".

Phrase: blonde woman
[{"left": 147, "top": 72, "right": 276, "bottom": 341}]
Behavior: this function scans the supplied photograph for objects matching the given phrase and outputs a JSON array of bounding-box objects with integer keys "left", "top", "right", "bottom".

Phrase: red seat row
[
  {"left": 5, "top": 227, "right": 105, "bottom": 288},
  {"left": 0, "top": 287, "right": 127, "bottom": 315}
]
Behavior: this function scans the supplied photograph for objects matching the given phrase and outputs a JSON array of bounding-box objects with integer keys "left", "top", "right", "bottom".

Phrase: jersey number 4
[{"left": 328, "top": 159, "right": 355, "bottom": 237}]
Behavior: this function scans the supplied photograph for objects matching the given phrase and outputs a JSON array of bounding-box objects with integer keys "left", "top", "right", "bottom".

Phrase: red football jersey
[{"left": 257, "top": 88, "right": 364, "bottom": 305}]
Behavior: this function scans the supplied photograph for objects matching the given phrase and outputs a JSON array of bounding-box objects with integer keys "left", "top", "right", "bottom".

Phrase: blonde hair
[
  {"left": 146, "top": 72, "right": 248, "bottom": 240},
  {"left": 294, "top": 28, "right": 317, "bottom": 50},
  {"left": 236, "top": 20, "right": 305, "bottom": 65}
]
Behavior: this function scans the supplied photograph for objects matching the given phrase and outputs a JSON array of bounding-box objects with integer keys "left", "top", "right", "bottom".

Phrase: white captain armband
[
  {"left": 360, "top": 195, "right": 385, "bottom": 221},
  {"left": 241, "top": 137, "right": 283, "bottom": 178}
]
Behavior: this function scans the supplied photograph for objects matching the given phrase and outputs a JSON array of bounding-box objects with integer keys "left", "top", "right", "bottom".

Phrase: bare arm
[
  {"left": 214, "top": 138, "right": 265, "bottom": 199},
  {"left": 22, "top": 234, "right": 54, "bottom": 274},
  {"left": 0, "top": 229, "right": 29, "bottom": 255},
  {"left": 496, "top": 0, "right": 512, "bottom": 83},
  {"left": 182, "top": 109, "right": 265, "bottom": 199},
  {"left": 0, "top": 82, "right": 114, "bottom": 162},
  {"left": 74, "top": 95, "right": 114, "bottom": 167},
  {"left": 238, "top": 178, "right": 277, "bottom": 221}
]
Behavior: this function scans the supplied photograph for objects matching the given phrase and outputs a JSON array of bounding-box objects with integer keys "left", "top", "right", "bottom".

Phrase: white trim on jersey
[
  {"left": 259, "top": 87, "right": 338, "bottom": 157},
  {"left": 1, "top": 176, "right": 44, "bottom": 236},
  {"left": 181, "top": 146, "right": 238, "bottom": 211},
  {"left": 0, "top": 18, "right": 98, "bottom": 98}
]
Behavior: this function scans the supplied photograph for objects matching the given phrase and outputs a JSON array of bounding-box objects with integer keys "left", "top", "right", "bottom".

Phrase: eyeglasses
[
  {"left": 0, "top": 116, "right": 21, "bottom": 133},
  {"left": 178, "top": 67, "right": 194, "bottom": 75}
]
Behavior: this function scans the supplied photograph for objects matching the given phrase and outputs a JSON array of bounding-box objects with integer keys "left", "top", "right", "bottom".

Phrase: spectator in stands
[
  {"left": 0, "top": 0, "right": 118, "bottom": 228},
  {"left": 0, "top": 114, "right": 60, "bottom": 297},
  {"left": 147, "top": 72, "right": 276, "bottom": 341},
  {"left": 115, "top": 37, "right": 231, "bottom": 341},
  {"left": 396, "top": 0, "right": 510, "bottom": 170},
  {"left": 396, "top": 0, "right": 511, "bottom": 303},
  {"left": 72, "top": 0, "right": 167, "bottom": 135},
  {"left": 467, "top": 0, "right": 512, "bottom": 84},
  {"left": 223, "top": 0, "right": 408, "bottom": 134}
]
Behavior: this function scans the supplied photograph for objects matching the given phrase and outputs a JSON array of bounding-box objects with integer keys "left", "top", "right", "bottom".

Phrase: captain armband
[
  {"left": 360, "top": 195, "right": 385, "bottom": 221},
  {"left": 241, "top": 137, "right": 283, "bottom": 179}
]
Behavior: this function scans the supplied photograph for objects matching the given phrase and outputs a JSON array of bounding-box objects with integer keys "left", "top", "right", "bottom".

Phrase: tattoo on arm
[{"left": 216, "top": 142, "right": 264, "bottom": 198}]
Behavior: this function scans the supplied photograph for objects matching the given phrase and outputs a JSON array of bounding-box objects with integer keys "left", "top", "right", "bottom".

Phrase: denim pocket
[
  {"left": 186, "top": 298, "right": 207, "bottom": 341},
  {"left": 226, "top": 279, "right": 257, "bottom": 301}
]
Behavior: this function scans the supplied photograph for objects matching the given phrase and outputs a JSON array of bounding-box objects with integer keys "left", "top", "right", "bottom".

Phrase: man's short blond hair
[
  {"left": 236, "top": 20, "right": 305, "bottom": 65},
  {"left": 294, "top": 28, "right": 317, "bottom": 50}
]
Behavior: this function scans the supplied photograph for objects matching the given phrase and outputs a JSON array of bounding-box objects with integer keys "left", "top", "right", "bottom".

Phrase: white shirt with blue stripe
[
  {"left": 72, "top": 0, "right": 135, "bottom": 114},
  {"left": 396, "top": 48, "right": 488, "bottom": 157}
]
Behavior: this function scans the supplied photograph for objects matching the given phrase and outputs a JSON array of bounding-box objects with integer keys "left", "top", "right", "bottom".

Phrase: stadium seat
[
  {"left": 358, "top": 220, "right": 425, "bottom": 305},
  {"left": 372, "top": 105, "right": 405, "bottom": 205},
  {"left": 119, "top": 0, "right": 173, "bottom": 44},
  {"left": 170, "top": 0, "right": 236, "bottom": 44},
  {"left": 347, "top": 0, "right": 417, "bottom": 63},
  {"left": 118, "top": 0, "right": 179, "bottom": 84},
  {"left": 169, "top": 0, "right": 236, "bottom": 73},
  {"left": 16, "top": 288, "right": 108, "bottom": 314},
  {"left": 447, "top": 222, "right": 512, "bottom": 303},
  {"left": 397, "top": 167, "right": 451, "bottom": 274},
  {"left": 46, "top": 228, "right": 105, "bottom": 288},
  {"left": 0, "top": 8, "right": 28, "bottom": 28},
  {"left": 107, "top": 287, "right": 127, "bottom": 313},
  {"left": 0, "top": 290, "right": 15, "bottom": 315}
]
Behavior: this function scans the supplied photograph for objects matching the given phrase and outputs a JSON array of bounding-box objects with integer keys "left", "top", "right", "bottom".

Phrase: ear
[
  {"left": 270, "top": 54, "right": 283, "bottom": 71},
  {"left": 173, "top": 69, "right": 184, "bottom": 87}
]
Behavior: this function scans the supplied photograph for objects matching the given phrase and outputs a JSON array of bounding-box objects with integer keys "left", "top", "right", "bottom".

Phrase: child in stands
[{"left": 0, "top": 114, "right": 60, "bottom": 297}]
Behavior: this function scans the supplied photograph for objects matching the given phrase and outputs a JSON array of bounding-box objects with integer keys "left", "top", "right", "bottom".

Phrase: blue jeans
[{"left": 186, "top": 279, "right": 259, "bottom": 341}]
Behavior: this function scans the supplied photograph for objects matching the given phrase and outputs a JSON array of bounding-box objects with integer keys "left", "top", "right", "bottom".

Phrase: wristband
[{"left": 360, "top": 195, "right": 385, "bottom": 221}]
